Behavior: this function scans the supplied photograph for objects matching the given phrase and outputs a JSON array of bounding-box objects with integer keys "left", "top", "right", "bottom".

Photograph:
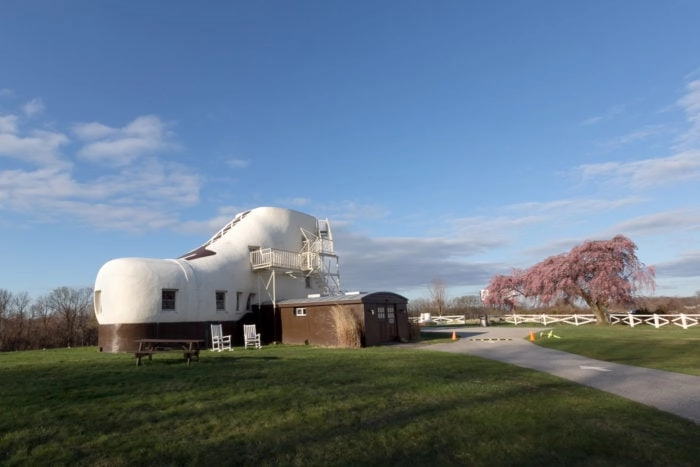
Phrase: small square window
[
  {"left": 162, "top": 289, "right": 177, "bottom": 311},
  {"left": 216, "top": 291, "right": 226, "bottom": 311},
  {"left": 295, "top": 307, "right": 307, "bottom": 317}
]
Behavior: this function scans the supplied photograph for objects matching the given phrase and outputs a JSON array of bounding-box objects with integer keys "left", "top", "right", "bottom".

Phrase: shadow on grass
[{"left": 2, "top": 347, "right": 699, "bottom": 466}]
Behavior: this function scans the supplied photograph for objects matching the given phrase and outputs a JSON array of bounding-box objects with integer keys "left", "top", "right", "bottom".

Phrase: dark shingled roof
[{"left": 276, "top": 291, "right": 407, "bottom": 306}]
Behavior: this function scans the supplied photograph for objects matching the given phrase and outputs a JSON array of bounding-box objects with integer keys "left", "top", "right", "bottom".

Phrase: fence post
[
  {"left": 681, "top": 313, "right": 688, "bottom": 330},
  {"left": 628, "top": 312, "right": 635, "bottom": 328}
]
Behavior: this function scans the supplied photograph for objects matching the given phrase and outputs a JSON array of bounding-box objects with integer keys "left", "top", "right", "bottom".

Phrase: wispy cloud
[
  {"left": 0, "top": 88, "right": 14, "bottom": 98},
  {"left": 277, "top": 197, "right": 310, "bottom": 208},
  {"left": 581, "top": 104, "right": 625, "bottom": 126},
  {"left": 337, "top": 228, "right": 502, "bottom": 291},
  {"left": 22, "top": 98, "right": 45, "bottom": 117},
  {"left": 606, "top": 207, "right": 700, "bottom": 237},
  {"left": 0, "top": 111, "right": 69, "bottom": 166},
  {"left": 0, "top": 115, "right": 18, "bottom": 133},
  {"left": 654, "top": 251, "right": 700, "bottom": 278},
  {"left": 0, "top": 102, "right": 201, "bottom": 232},
  {"left": 676, "top": 79, "right": 700, "bottom": 149},
  {"left": 505, "top": 197, "right": 642, "bottom": 215},
  {"left": 601, "top": 124, "right": 669, "bottom": 149},
  {"left": 578, "top": 150, "right": 700, "bottom": 188},
  {"left": 74, "top": 115, "right": 180, "bottom": 166},
  {"left": 179, "top": 206, "right": 246, "bottom": 236},
  {"left": 225, "top": 158, "right": 250, "bottom": 169}
]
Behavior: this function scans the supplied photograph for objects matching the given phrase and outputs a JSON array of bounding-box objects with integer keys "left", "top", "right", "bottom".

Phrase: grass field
[
  {"left": 1, "top": 331, "right": 699, "bottom": 466},
  {"left": 533, "top": 325, "right": 700, "bottom": 376}
]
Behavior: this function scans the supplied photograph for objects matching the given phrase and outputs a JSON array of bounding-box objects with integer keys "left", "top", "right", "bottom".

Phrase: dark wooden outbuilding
[{"left": 272, "top": 291, "right": 410, "bottom": 347}]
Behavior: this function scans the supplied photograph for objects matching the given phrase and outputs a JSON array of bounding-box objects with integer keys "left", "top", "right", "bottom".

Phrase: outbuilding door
[{"left": 377, "top": 303, "right": 398, "bottom": 342}]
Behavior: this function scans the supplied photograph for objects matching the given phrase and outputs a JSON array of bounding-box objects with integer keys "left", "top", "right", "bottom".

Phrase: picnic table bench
[{"left": 134, "top": 339, "right": 204, "bottom": 366}]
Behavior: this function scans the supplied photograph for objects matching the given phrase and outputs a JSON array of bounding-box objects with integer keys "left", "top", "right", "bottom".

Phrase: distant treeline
[{"left": 0, "top": 287, "right": 96, "bottom": 352}]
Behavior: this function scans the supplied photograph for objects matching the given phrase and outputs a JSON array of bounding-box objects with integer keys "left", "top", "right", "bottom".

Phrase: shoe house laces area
[{"left": 94, "top": 207, "right": 341, "bottom": 352}]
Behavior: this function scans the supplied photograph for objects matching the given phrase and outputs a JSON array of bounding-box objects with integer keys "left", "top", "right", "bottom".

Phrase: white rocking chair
[
  {"left": 211, "top": 323, "right": 232, "bottom": 351},
  {"left": 243, "top": 324, "right": 261, "bottom": 349}
]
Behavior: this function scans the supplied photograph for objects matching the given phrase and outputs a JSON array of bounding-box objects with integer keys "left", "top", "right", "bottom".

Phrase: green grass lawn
[
  {"left": 533, "top": 325, "right": 700, "bottom": 376},
  {"left": 1, "top": 342, "right": 699, "bottom": 466}
]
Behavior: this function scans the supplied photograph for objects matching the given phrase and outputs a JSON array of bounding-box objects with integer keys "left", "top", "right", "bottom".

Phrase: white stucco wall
[{"left": 94, "top": 207, "right": 326, "bottom": 325}]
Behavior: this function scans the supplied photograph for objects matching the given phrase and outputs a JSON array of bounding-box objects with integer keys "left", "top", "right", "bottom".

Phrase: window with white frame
[{"left": 295, "top": 307, "right": 307, "bottom": 317}]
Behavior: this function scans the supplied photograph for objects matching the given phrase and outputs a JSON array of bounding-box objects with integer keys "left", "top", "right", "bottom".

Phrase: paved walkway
[{"left": 416, "top": 327, "right": 700, "bottom": 424}]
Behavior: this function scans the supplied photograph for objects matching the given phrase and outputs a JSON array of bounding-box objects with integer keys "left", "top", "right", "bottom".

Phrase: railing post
[
  {"left": 628, "top": 312, "right": 635, "bottom": 328},
  {"left": 681, "top": 313, "right": 688, "bottom": 330}
]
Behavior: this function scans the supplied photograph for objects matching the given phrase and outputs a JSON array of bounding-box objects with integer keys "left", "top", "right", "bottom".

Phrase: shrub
[{"left": 330, "top": 305, "right": 362, "bottom": 348}]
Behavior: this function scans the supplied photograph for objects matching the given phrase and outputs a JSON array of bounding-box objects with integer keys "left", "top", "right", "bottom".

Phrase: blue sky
[{"left": 1, "top": 1, "right": 699, "bottom": 301}]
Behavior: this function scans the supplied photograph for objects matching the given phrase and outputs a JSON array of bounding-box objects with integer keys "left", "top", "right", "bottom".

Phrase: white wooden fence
[{"left": 412, "top": 313, "right": 700, "bottom": 330}]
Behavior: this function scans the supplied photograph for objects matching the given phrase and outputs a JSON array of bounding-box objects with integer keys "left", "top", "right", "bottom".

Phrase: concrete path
[{"left": 416, "top": 327, "right": 700, "bottom": 425}]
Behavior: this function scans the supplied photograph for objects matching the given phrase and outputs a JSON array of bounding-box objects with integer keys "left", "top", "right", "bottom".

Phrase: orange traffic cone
[
  {"left": 529, "top": 330, "right": 535, "bottom": 342},
  {"left": 451, "top": 330, "right": 457, "bottom": 341}
]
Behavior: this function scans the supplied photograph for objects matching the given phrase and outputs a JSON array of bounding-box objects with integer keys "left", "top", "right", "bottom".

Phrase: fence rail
[{"left": 411, "top": 313, "right": 700, "bottom": 330}]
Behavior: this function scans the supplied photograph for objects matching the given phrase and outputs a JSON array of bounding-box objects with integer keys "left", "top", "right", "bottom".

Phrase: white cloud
[
  {"left": 0, "top": 104, "right": 202, "bottom": 232},
  {"left": 505, "top": 197, "right": 642, "bottom": 215},
  {"left": 655, "top": 251, "right": 700, "bottom": 278},
  {"left": 72, "top": 121, "right": 117, "bottom": 140},
  {"left": 225, "top": 158, "right": 250, "bottom": 169},
  {"left": 337, "top": 228, "right": 502, "bottom": 292},
  {"left": 578, "top": 150, "right": 700, "bottom": 188},
  {"left": 606, "top": 208, "right": 700, "bottom": 237},
  {"left": 179, "top": 206, "right": 246, "bottom": 236},
  {"left": 74, "top": 115, "right": 179, "bottom": 166},
  {"left": 0, "top": 126, "right": 69, "bottom": 165},
  {"left": 581, "top": 104, "right": 624, "bottom": 126},
  {"left": 0, "top": 88, "right": 14, "bottom": 98},
  {"left": 278, "top": 197, "right": 310, "bottom": 208},
  {"left": 601, "top": 124, "right": 669, "bottom": 149},
  {"left": 22, "top": 98, "right": 45, "bottom": 117},
  {"left": 676, "top": 79, "right": 700, "bottom": 149},
  {"left": 0, "top": 165, "right": 79, "bottom": 203},
  {"left": 0, "top": 115, "right": 19, "bottom": 134}
]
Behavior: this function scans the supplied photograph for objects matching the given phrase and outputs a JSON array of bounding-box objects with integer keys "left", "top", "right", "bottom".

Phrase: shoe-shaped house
[{"left": 94, "top": 207, "right": 340, "bottom": 352}]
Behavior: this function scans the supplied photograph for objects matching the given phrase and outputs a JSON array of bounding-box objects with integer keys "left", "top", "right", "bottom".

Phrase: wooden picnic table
[{"left": 134, "top": 338, "right": 204, "bottom": 366}]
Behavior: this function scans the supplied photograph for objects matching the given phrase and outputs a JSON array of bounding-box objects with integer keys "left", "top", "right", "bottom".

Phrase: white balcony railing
[{"left": 250, "top": 248, "right": 303, "bottom": 271}]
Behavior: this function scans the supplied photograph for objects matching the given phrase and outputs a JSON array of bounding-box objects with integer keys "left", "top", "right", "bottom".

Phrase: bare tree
[
  {"left": 6, "top": 292, "right": 31, "bottom": 350},
  {"left": 451, "top": 295, "right": 482, "bottom": 315},
  {"left": 428, "top": 278, "right": 447, "bottom": 317},
  {"left": 0, "top": 289, "right": 12, "bottom": 350},
  {"left": 407, "top": 298, "right": 432, "bottom": 318},
  {"left": 45, "top": 286, "right": 94, "bottom": 347}
]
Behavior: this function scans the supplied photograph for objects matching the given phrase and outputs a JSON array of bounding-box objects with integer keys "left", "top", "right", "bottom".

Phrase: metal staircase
[{"left": 250, "top": 218, "right": 341, "bottom": 307}]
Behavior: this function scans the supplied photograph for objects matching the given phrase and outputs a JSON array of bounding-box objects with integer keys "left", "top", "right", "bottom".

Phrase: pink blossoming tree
[{"left": 484, "top": 235, "right": 655, "bottom": 324}]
